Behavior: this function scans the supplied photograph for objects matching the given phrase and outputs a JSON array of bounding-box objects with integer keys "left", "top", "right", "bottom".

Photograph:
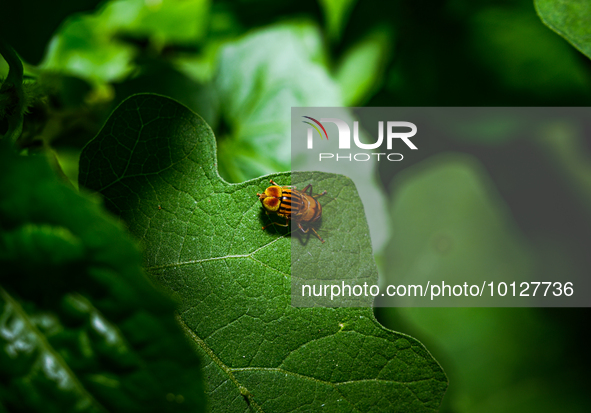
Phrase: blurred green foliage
[
  {"left": 468, "top": 7, "right": 591, "bottom": 98},
  {"left": 0, "top": 0, "right": 102, "bottom": 65},
  {"left": 0, "top": 143, "right": 206, "bottom": 412},
  {"left": 2, "top": 0, "right": 591, "bottom": 411},
  {"left": 214, "top": 21, "right": 342, "bottom": 182},
  {"left": 385, "top": 154, "right": 534, "bottom": 300},
  {"left": 379, "top": 152, "right": 590, "bottom": 412},
  {"left": 318, "top": 0, "right": 358, "bottom": 40}
]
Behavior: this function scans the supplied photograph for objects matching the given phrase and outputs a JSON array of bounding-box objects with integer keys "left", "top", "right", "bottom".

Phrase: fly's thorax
[{"left": 278, "top": 188, "right": 300, "bottom": 219}]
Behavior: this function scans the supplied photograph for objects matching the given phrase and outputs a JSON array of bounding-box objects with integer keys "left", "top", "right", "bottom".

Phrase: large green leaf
[
  {"left": 535, "top": 0, "right": 591, "bottom": 60},
  {"left": 79, "top": 94, "right": 447, "bottom": 412},
  {"left": 0, "top": 143, "right": 205, "bottom": 411}
]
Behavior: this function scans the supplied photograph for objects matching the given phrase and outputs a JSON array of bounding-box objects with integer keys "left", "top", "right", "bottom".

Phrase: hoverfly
[{"left": 257, "top": 179, "right": 327, "bottom": 243}]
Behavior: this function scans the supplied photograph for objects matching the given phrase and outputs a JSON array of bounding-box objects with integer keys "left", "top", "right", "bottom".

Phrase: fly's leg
[
  {"left": 298, "top": 222, "right": 325, "bottom": 243},
  {"left": 310, "top": 228, "right": 325, "bottom": 243},
  {"left": 301, "top": 183, "right": 326, "bottom": 199},
  {"left": 262, "top": 215, "right": 289, "bottom": 231},
  {"left": 269, "top": 179, "right": 296, "bottom": 190}
]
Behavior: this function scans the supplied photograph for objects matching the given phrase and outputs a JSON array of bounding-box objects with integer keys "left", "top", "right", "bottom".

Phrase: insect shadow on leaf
[
  {"left": 258, "top": 207, "right": 328, "bottom": 246},
  {"left": 258, "top": 207, "right": 290, "bottom": 237},
  {"left": 293, "top": 215, "right": 324, "bottom": 246}
]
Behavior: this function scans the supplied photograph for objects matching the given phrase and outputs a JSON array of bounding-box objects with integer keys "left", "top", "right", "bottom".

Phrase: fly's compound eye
[
  {"left": 262, "top": 196, "right": 281, "bottom": 212},
  {"left": 265, "top": 186, "right": 282, "bottom": 198}
]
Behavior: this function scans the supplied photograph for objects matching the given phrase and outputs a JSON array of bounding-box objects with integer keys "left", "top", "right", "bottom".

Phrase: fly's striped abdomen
[{"left": 294, "top": 194, "right": 322, "bottom": 222}]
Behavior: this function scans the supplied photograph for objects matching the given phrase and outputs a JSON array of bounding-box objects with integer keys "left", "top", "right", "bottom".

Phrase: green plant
[
  {"left": 77, "top": 93, "right": 447, "bottom": 412},
  {"left": 3, "top": 0, "right": 591, "bottom": 411}
]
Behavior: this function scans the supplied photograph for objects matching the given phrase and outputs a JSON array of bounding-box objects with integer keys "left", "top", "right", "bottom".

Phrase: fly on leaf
[{"left": 257, "top": 179, "right": 327, "bottom": 243}]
